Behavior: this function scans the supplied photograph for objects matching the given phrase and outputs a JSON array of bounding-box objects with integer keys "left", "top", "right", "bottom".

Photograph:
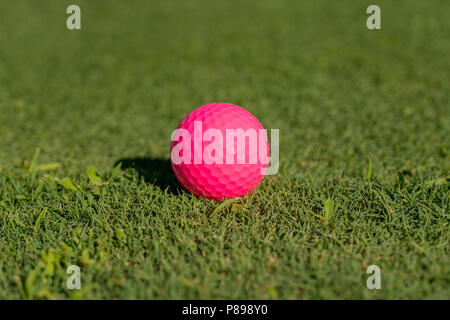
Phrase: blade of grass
[
  {"left": 33, "top": 162, "right": 61, "bottom": 172},
  {"left": 367, "top": 158, "right": 373, "bottom": 193},
  {"left": 108, "top": 162, "right": 122, "bottom": 182},
  {"left": 25, "top": 148, "right": 40, "bottom": 173},
  {"left": 87, "top": 165, "right": 102, "bottom": 184},
  {"left": 425, "top": 177, "right": 449, "bottom": 186},
  {"left": 34, "top": 207, "right": 48, "bottom": 230},
  {"left": 324, "top": 199, "right": 334, "bottom": 221},
  {"left": 60, "top": 178, "right": 82, "bottom": 192},
  {"left": 207, "top": 198, "right": 240, "bottom": 218}
]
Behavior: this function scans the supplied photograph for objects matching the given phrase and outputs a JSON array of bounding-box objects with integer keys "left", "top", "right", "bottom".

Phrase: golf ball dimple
[{"left": 170, "top": 103, "right": 269, "bottom": 200}]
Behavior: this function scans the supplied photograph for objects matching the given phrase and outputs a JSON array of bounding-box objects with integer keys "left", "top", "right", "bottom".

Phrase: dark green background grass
[{"left": 0, "top": 0, "right": 449, "bottom": 299}]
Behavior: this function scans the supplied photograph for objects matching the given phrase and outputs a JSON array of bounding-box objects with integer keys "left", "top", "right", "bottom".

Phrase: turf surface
[{"left": 0, "top": 0, "right": 449, "bottom": 299}]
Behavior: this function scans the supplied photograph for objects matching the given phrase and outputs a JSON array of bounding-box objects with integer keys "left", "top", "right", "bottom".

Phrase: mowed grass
[{"left": 0, "top": 0, "right": 449, "bottom": 299}]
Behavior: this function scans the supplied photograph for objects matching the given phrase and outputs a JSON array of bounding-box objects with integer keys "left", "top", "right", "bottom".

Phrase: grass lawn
[{"left": 0, "top": 0, "right": 448, "bottom": 299}]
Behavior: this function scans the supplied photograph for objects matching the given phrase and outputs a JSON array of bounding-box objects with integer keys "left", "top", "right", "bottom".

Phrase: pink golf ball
[{"left": 170, "top": 103, "right": 269, "bottom": 200}]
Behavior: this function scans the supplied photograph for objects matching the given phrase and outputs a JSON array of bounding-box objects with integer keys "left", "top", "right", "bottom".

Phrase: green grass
[{"left": 0, "top": 0, "right": 449, "bottom": 299}]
